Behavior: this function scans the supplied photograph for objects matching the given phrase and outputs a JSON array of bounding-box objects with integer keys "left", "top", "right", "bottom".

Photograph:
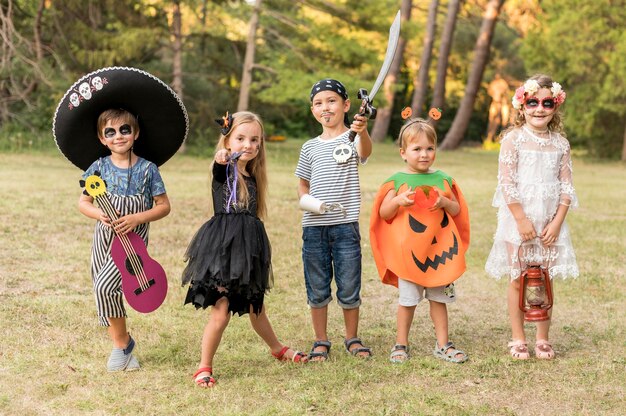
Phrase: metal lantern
[{"left": 519, "top": 264, "right": 553, "bottom": 322}]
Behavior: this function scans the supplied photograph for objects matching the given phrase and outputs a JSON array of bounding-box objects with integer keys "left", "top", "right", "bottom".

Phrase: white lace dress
[{"left": 485, "top": 127, "right": 579, "bottom": 280}]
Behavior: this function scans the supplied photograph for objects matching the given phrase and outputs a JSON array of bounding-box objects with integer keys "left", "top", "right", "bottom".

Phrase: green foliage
[
  {"left": 1, "top": 0, "right": 623, "bottom": 156},
  {"left": 522, "top": 0, "right": 626, "bottom": 158}
]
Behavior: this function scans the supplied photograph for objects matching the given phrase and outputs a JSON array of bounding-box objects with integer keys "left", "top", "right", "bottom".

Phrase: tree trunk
[
  {"left": 370, "top": 0, "right": 412, "bottom": 142},
  {"left": 410, "top": 0, "right": 439, "bottom": 117},
  {"left": 621, "top": 121, "right": 626, "bottom": 161},
  {"left": 440, "top": 0, "right": 505, "bottom": 150},
  {"left": 430, "top": 0, "right": 460, "bottom": 128},
  {"left": 171, "top": 0, "right": 184, "bottom": 151},
  {"left": 237, "top": 0, "right": 263, "bottom": 112}
]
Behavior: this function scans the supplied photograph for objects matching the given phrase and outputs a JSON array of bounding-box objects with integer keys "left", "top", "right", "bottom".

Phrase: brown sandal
[{"left": 508, "top": 340, "right": 530, "bottom": 360}]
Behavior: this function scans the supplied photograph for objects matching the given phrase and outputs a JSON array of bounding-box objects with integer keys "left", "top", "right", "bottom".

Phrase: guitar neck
[{"left": 96, "top": 194, "right": 120, "bottom": 224}]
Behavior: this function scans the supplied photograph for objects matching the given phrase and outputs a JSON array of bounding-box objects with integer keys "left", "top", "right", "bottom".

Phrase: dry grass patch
[{"left": 0, "top": 145, "right": 624, "bottom": 415}]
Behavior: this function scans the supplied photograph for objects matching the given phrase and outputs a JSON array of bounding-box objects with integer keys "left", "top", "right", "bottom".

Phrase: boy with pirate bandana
[{"left": 295, "top": 78, "right": 373, "bottom": 361}]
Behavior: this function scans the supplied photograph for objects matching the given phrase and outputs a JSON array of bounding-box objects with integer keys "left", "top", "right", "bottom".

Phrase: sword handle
[{"left": 348, "top": 89, "right": 376, "bottom": 142}]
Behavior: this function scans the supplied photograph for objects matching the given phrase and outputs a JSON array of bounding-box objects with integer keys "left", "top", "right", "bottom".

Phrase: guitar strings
[
  {"left": 97, "top": 194, "right": 150, "bottom": 289},
  {"left": 99, "top": 196, "right": 148, "bottom": 288}
]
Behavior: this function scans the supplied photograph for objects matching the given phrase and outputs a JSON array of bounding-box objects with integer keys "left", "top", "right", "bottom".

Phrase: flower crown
[{"left": 512, "top": 79, "right": 566, "bottom": 110}]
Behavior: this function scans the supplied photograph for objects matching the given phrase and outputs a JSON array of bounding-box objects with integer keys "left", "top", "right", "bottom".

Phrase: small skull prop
[
  {"left": 91, "top": 76, "right": 104, "bottom": 90},
  {"left": 333, "top": 144, "right": 352, "bottom": 164},
  {"left": 69, "top": 93, "right": 80, "bottom": 108},
  {"left": 78, "top": 82, "right": 92, "bottom": 100}
]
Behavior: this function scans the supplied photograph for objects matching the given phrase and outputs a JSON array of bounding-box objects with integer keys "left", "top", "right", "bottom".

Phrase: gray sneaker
[{"left": 107, "top": 335, "right": 141, "bottom": 372}]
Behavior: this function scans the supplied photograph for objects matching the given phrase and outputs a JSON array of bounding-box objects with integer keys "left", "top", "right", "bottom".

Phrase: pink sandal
[
  {"left": 508, "top": 340, "right": 530, "bottom": 360},
  {"left": 535, "top": 340, "right": 555, "bottom": 359}
]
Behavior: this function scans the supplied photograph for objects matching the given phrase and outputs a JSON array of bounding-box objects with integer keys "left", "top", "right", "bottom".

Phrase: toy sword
[{"left": 348, "top": 10, "right": 402, "bottom": 141}]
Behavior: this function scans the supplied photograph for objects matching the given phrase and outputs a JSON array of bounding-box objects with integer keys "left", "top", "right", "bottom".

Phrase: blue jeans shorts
[{"left": 302, "top": 222, "right": 362, "bottom": 309}]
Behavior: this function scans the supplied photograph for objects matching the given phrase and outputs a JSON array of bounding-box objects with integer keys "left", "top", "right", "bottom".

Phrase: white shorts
[{"left": 398, "top": 278, "right": 456, "bottom": 307}]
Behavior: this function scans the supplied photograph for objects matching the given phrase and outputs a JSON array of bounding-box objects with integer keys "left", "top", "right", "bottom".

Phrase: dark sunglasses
[
  {"left": 103, "top": 124, "right": 133, "bottom": 138},
  {"left": 525, "top": 97, "right": 556, "bottom": 109}
]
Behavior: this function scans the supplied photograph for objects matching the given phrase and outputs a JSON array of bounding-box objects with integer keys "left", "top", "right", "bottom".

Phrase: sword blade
[{"left": 368, "top": 10, "right": 401, "bottom": 101}]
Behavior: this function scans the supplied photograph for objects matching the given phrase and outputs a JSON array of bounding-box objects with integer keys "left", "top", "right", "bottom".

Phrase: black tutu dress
[{"left": 182, "top": 162, "right": 272, "bottom": 315}]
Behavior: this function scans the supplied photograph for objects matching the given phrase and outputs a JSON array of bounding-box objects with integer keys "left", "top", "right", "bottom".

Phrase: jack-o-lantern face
[
  {"left": 401, "top": 106, "right": 413, "bottom": 119},
  {"left": 428, "top": 107, "right": 442, "bottom": 120},
  {"left": 407, "top": 209, "right": 458, "bottom": 273},
  {"left": 370, "top": 173, "right": 469, "bottom": 288}
]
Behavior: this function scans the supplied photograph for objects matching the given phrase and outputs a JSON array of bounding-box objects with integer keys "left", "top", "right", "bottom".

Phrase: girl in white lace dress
[{"left": 485, "top": 74, "right": 579, "bottom": 360}]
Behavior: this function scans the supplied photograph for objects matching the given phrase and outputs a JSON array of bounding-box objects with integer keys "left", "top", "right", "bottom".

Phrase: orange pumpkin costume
[{"left": 369, "top": 171, "right": 470, "bottom": 288}]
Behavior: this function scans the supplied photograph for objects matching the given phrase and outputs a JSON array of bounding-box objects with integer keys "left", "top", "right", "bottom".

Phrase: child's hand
[
  {"left": 215, "top": 149, "right": 230, "bottom": 165},
  {"left": 99, "top": 210, "right": 112, "bottom": 226},
  {"left": 393, "top": 187, "right": 415, "bottom": 207},
  {"left": 540, "top": 221, "right": 562, "bottom": 246},
  {"left": 350, "top": 114, "right": 369, "bottom": 135},
  {"left": 113, "top": 213, "right": 140, "bottom": 236},
  {"left": 516, "top": 217, "right": 537, "bottom": 241},
  {"left": 429, "top": 188, "right": 447, "bottom": 211}
]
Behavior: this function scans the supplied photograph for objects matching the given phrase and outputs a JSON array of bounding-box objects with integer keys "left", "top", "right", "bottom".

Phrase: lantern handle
[{"left": 516, "top": 238, "right": 553, "bottom": 275}]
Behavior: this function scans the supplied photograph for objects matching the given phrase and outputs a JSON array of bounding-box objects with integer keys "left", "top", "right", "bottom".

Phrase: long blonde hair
[
  {"left": 212, "top": 111, "right": 268, "bottom": 219},
  {"left": 509, "top": 74, "right": 565, "bottom": 135}
]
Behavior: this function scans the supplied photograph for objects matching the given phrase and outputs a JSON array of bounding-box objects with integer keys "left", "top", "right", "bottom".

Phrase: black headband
[{"left": 310, "top": 79, "right": 348, "bottom": 102}]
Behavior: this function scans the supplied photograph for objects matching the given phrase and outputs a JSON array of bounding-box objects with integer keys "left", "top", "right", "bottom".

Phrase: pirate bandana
[{"left": 310, "top": 79, "right": 348, "bottom": 102}]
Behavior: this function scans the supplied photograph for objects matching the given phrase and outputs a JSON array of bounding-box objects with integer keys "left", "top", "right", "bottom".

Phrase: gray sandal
[
  {"left": 344, "top": 337, "right": 372, "bottom": 358},
  {"left": 389, "top": 344, "right": 409, "bottom": 363},
  {"left": 308, "top": 340, "right": 331, "bottom": 362},
  {"left": 433, "top": 341, "right": 468, "bottom": 364}
]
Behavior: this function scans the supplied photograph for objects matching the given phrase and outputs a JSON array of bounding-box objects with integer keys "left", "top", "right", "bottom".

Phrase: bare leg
[
  {"left": 508, "top": 279, "right": 526, "bottom": 342},
  {"left": 343, "top": 307, "right": 370, "bottom": 357},
  {"left": 196, "top": 297, "right": 231, "bottom": 387},
  {"left": 108, "top": 317, "right": 130, "bottom": 348},
  {"left": 430, "top": 301, "right": 464, "bottom": 360},
  {"left": 429, "top": 301, "right": 449, "bottom": 348},
  {"left": 535, "top": 279, "right": 553, "bottom": 341},
  {"left": 396, "top": 305, "right": 416, "bottom": 346},
  {"left": 249, "top": 305, "right": 299, "bottom": 359},
  {"left": 310, "top": 305, "right": 329, "bottom": 361}
]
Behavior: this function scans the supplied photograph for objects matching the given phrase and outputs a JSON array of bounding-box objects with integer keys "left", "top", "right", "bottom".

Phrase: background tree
[
  {"left": 429, "top": 0, "right": 461, "bottom": 129},
  {"left": 370, "top": 0, "right": 411, "bottom": 142},
  {"left": 521, "top": 0, "right": 626, "bottom": 159},
  {"left": 410, "top": 0, "right": 439, "bottom": 117},
  {"left": 440, "top": 0, "right": 505, "bottom": 150},
  {"left": 237, "top": 0, "right": 262, "bottom": 112}
]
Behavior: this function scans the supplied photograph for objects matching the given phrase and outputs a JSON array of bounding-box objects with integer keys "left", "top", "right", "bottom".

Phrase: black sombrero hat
[{"left": 53, "top": 67, "right": 189, "bottom": 171}]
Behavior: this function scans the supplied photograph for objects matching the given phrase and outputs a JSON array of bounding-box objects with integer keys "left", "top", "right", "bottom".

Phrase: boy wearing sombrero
[{"left": 53, "top": 67, "right": 188, "bottom": 371}]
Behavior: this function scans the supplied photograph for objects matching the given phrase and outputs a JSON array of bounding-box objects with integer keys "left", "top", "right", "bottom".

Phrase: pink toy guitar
[{"left": 81, "top": 173, "right": 167, "bottom": 313}]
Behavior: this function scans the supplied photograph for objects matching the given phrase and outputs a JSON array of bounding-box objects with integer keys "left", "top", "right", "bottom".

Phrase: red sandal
[
  {"left": 272, "top": 346, "right": 308, "bottom": 363},
  {"left": 193, "top": 367, "right": 216, "bottom": 388}
]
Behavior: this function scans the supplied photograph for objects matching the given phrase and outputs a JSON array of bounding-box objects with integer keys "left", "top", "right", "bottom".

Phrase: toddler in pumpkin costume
[{"left": 370, "top": 118, "right": 470, "bottom": 363}]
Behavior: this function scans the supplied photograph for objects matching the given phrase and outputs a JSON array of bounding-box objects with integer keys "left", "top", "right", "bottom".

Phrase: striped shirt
[{"left": 295, "top": 132, "right": 366, "bottom": 227}]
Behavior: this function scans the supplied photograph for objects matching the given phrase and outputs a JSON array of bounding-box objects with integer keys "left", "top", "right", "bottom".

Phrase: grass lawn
[{"left": 0, "top": 141, "right": 624, "bottom": 415}]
